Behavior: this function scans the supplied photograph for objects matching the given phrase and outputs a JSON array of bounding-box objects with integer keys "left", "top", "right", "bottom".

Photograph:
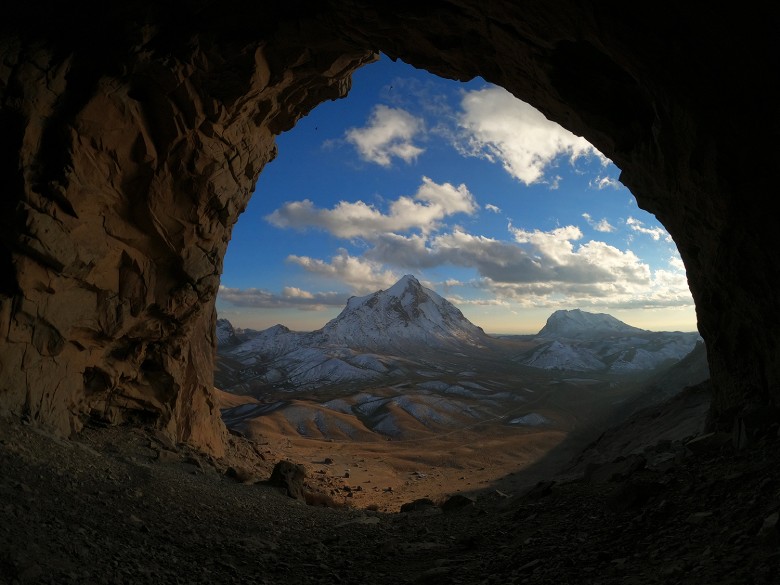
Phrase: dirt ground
[
  {"left": 3, "top": 384, "right": 780, "bottom": 584},
  {"left": 247, "top": 424, "right": 571, "bottom": 513},
  {"left": 216, "top": 387, "right": 585, "bottom": 512}
]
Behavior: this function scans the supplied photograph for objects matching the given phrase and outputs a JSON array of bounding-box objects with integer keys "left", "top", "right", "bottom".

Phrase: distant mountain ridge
[
  {"left": 215, "top": 277, "right": 704, "bottom": 392},
  {"left": 215, "top": 282, "right": 707, "bottom": 447},
  {"left": 514, "top": 309, "right": 702, "bottom": 373},
  {"left": 537, "top": 309, "right": 647, "bottom": 339}
]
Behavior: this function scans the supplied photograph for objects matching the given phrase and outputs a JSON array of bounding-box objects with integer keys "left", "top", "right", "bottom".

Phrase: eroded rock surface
[
  {"left": 1, "top": 2, "right": 779, "bottom": 453},
  {"left": 0, "top": 7, "right": 374, "bottom": 454}
]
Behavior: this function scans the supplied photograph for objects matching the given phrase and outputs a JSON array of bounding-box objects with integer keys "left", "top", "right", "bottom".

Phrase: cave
[{"left": 1, "top": 1, "right": 778, "bottom": 460}]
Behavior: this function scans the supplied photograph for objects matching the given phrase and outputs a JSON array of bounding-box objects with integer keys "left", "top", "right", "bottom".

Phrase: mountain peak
[
  {"left": 320, "top": 275, "right": 488, "bottom": 350},
  {"left": 385, "top": 274, "right": 422, "bottom": 297},
  {"left": 537, "top": 309, "right": 647, "bottom": 339}
]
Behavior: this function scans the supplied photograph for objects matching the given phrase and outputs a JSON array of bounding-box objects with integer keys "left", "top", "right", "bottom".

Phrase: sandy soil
[
  {"left": 214, "top": 388, "right": 584, "bottom": 512},
  {"left": 253, "top": 425, "right": 571, "bottom": 512}
]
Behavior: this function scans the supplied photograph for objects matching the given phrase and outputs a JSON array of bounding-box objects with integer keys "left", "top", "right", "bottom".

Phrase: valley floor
[{"left": 2, "top": 384, "right": 780, "bottom": 585}]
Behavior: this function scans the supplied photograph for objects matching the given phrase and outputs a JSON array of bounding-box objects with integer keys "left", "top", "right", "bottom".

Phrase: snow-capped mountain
[
  {"left": 215, "top": 291, "right": 707, "bottom": 441},
  {"left": 514, "top": 309, "right": 702, "bottom": 372},
  {"left": 216, "top": 275, "right": 493, "bottom": 391},
  {"left": 537, "top": 309, "right": 646, "bottom": 339},
  {"left": 216, "top": 283, "right": 704, "bottom": 392},
  {"left": 523, "top": 339, "right": 608, "bottom": 371},
  {"left": 319, "top": 275, "right": 490, "bottom": 351}
]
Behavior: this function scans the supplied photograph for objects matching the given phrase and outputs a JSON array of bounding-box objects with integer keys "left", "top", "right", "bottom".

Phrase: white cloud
[
  {"left": 590, "top": 175, "right": 622, "bottom": 190},
  {"left": 286, "top": 249, "right": 399, "bottom": 294},
  {"left": 217, "top": 285, "right": 346, "bottom": 310},
  {"left": 668, "top": 255, "right": 686, "bottom": 272},
  {"left": 413, "top": 177, "right": 476, "bottom": 215},
  {"left": 282, "top": 287, "right": 314, "bottom": 299},
  {"left": 447, "top": 294, "right": 511, "bottom": 307},
  {"left": 626, "top": 216, "right": 673, "bottom": 242},
  {"left": 366, "top": 224, "right": 650, "bottom": 289},
  {"left": 265, "top": 176, "right": 476, "bottom": 238},
  {"left": 509, "top": 224, "right": 584, "bottom": 265},
  {"left": 477, "top": 274, "right": 694, "bottom": 311},
  {"left": 457, "top": 86, "right": 606, "bottom": 185},
  {"left": 365, "top": 218, "right": 651, "bottom": 296},
  {"left": 345, "top": 105, "right": 425, "bottom": 166},
  {"left": 582, "top": 212, "right": 615, "bottom": 233},
  {"left": 278, "top": 221, "right": 690, "bottom": 315},
  {"left": 366, "top": 232, "right": 440, "bottom": 269},
  {"left": 485, "top": 203, "right": 502, "bottom": 213}
]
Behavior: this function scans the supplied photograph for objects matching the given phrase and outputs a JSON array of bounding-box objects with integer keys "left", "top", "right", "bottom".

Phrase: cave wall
[
  {"left": 1, "top": 1, "right": 778, "bottom": 454},
  {"left": 0, "top": 4, "right": 375, "bottom": 455}
]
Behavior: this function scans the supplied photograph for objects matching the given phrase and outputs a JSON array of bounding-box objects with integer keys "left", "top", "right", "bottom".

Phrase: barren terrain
[
  {"left": 215, "top": 339, "right": 670, "bottom": 511},
  {"left": 219, "top": 384, "right": 572, "bottom": 512},
  {"left": 3, "top": 382, "right": 780, "bottom": 584}
]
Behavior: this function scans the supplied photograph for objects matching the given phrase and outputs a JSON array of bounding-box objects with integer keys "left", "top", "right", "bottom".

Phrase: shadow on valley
[{"left": 214, "top": 276, "right": 709, "bottom": 512}]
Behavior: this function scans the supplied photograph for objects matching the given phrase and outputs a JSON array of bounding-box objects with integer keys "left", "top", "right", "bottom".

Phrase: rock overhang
[{"left": 1, "top": 1, "right": 778, "bottom": 454}]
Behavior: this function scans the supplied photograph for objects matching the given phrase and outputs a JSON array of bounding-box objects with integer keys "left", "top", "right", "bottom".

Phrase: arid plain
[{"left": 215, "top": 340, "right": 669, "bottom": 512}]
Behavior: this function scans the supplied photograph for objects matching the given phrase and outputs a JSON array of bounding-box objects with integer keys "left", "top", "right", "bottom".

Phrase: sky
[{"left": 216, "top": 53, "right": 697, "bottom": 335}]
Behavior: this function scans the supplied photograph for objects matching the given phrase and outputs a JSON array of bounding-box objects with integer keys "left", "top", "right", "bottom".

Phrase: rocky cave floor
[{"left": 2, "top": 409, "right": 780, "bottom": 585}]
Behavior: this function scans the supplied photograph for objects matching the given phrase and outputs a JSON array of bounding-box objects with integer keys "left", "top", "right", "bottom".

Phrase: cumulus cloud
[
  {"left": 509, "top": 224, "right": 584, "bottom": 265},
  {"left": 582, "top": 212, "right": 615, "bottom": 233},
  {"left": 345, "top": 105, "right": 425, "bottom": 166},
  {"left": 286, "top": 249, "right": 399, "bottom": 294},
  {"left": 485, "top": 203, "right": 502, "bottom": 213},
  {"left": 365, "top": 233, "right": 441, "bottom": 269},
  {"left": 477, "top": 273, "right": 694, "bottom": 311},
  {"left": 271, "top": 219, "right": 689, "bottom": 315},
  {"left": 590, "top": 175, "right": 622, "bottom": 190},
  {"left": 365, "top": 223, "right": 651, "bottom": 291},
  {"left": 457, "top": 86, "right": 606, "bottom": 185},
  {"left": 265, "top": 176, "right": 477, "bottom": 238},
  {"left": 668, "top": 255, "right": 686, "bottom": 271},
  {"left": 431, "top": 229, "right": 555, "bottom": 282},
  {"left": 626, "top": 216, "right": 673, "bottom": 242},
  {"left": 217, "top": 285, "right": 346, "bottom": 310}
]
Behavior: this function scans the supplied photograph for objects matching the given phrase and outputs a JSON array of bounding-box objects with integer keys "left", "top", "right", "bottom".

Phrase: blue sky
[{"left": 216, "top": 54, "right": 697, "bottom": 335}]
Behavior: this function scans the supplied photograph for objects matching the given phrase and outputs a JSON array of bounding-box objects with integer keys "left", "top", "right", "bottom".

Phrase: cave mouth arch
[{"left": 1, "top": 2, "right": 777, "bottom": 458}]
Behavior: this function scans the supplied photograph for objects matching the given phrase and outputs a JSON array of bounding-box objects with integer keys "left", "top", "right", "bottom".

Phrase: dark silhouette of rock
[
  {"left": 400, "top": 498, "right": 437, "bottom": 513},
  {"left": 522, "top": 480, "right": 556, "bottom": 501},
  {"left": 269, "top": 460, "right": 307, "bottom": 501},
  {"left": 440, "top": 494, "right": 476, "bottom": 512},
  {"left": 585, "top": 454, "right": 647, "bottom": 484}
]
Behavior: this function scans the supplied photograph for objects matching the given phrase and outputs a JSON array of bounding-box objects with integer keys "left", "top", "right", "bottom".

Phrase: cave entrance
[{"left": 213, "top": 55, "right": 704, "bottom": 511}]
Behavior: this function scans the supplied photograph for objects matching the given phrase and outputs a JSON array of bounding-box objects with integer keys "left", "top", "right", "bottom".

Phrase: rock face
[
  {"left": 0, "top": 5, "right": 375, "bottom": 456},
  {"left": 0, "top": 2, "right": 778, "bottom": 453}
]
